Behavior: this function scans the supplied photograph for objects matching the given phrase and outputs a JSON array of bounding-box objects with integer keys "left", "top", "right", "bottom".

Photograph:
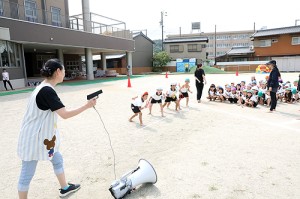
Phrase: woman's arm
[{"left": 55, "top": 99, "right": 96, "bottom": 119}]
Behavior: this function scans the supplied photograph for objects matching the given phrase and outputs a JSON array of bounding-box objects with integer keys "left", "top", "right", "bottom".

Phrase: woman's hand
[{"left": 86, "top": 98, "right": 97, "bottom": 108}]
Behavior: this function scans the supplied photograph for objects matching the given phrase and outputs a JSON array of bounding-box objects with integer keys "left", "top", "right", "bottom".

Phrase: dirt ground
[{"left": 0, "top": 72, "right": 300, "bottom": 199}]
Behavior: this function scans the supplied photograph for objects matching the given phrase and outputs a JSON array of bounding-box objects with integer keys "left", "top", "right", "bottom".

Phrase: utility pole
[
  {"left": 214, "top": 24, "right": 217, "bottom": 65},
  {"left": 160, "top": 11, "right": 167, "bottom": 51}
]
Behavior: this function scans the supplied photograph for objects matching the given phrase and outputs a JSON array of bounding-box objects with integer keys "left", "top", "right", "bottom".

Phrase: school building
[{"left": 0, "top": 0, "right": 134, "bottom": 89}]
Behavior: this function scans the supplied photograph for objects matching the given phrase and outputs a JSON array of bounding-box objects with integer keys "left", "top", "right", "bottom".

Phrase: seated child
[
  {"left": 228, "top": 87, "right": 238, "bottom": 103},
  {"left": 216, "top": 86, "right": 225, "bottom": 102},
  {"left": 238, "top": 89, "right": 248, "bottom": 106},
  {"left": 264, "top": 90, "right": 271, "bottom": 106},
  {"left": 207, "top": 84, "right": 217, "bottom": 101},
  {"left": 244, "top": 90, "right": 258, "bottom": 108},
  {"left": 223, "top": 85, "right": 232, "bottom": 102},
  {"left": 284, "top": 88, "right": 293, "bottom": 103}
]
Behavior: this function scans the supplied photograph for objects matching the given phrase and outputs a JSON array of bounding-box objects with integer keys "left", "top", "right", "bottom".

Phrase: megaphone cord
[{"left": 93, "top": 106, "right": 116, "bottom": 180}]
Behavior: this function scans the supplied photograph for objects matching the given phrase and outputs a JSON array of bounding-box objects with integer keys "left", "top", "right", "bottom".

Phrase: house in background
[
  {"left": 0, "top": 0, "right": 134, "bottom": 90},
  {"left": 163, "top": 36, "right": 208, "bottom": 72},
  {"left": 131, "top": 31, "right": 154, "bottom": 74},
  {"left": 251, "top": 25, "right": 300, "bottom": 71},
  {"left": 166, "top": 30, "right": 254, "bottom": 61},
  {"left": 92, "top": 31, "right": 155, "bottom": 75},
  {"left": 216, "top": 46, "right": 255, "bottom": 62},
  {"left": 203, "top": 30, "right": 254, "bottom": 59}
]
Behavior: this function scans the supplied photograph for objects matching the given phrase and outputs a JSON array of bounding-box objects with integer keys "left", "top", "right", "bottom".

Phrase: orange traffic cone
[
  {"left": 127, "top": 75, "right": 131, "bottom": 87},
  {"left": 165, "top": 71, "right": 168, "bottom": 78}
]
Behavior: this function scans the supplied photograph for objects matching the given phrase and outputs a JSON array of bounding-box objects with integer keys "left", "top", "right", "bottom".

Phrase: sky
[{"left": 68, "top": 0, "right": 300, "bottom": 40}]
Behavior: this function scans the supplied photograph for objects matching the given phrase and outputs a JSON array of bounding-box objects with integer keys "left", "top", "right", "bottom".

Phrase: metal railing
[
  {"left": 0, "top": 0, "right": 132, "bottom": 39},
  {"left": 69, "top": 12, "right": 132, "bottom": 39}
]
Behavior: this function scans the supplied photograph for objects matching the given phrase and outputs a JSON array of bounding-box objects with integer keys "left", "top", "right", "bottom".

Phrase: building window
[
  {"left": 188, "top": 44, "right": 202, "bottom": 52},
  {"left": 0, "top": 0, "right": 3, "bottom": 16},
  {"left": 0, "top": 40, "right": 21, "bottom": 67},
  {"left": 170, "top": 45, "right": 183, "bottom": 53},
  {"left": 259, "top": 40, "right": 271, "bottom": 47},
  {"left": 51, "top": 7, "right": 62, "bottom": 27},
  {"left": 292, "top": 37, "right": 300, "bottom": 45},
  {"left": 25, "top": 0, "right": 37, "bottom": 22}
]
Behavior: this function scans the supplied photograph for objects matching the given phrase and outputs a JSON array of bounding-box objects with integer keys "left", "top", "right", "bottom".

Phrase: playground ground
[{"left": 0, "top": 72, "right": 299, "bottom": 199}]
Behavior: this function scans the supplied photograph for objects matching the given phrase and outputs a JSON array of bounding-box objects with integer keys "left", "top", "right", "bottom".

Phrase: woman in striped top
[{"left": 17, "top": 59, "right": 97, "bottom": 199}]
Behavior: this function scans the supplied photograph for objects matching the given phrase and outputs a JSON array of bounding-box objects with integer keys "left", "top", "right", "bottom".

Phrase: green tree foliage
[{"left": 152, "top": 51, "right": 172, "bottom": 72}]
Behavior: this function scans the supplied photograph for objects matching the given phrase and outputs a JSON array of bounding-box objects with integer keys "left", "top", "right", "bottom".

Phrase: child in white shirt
[
  {"left": 179, "top": 78, "right": 193, "bottom": 107},
  {"left": 148, "top": 88, "right": 165, "bottom": 117},
  {"left": 129, "top": 92, "right": 149, "bottom": 126}
]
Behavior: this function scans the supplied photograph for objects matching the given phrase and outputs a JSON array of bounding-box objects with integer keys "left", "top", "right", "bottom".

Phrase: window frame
[
  {"left": 24, "top": 0, "right": 37, "bottom": 22},
  {"left": 51, "top": 6, "right": 62, "bottom": 27},
  {"left": 259, "top": 39, "right": 271, "bottom": 47},
  {"left": 187, "top": 44, "right": 202, "bottom": 52},
  {"left": 292, "top": 37, "right": 300, "bottom": 45},
  {"left": 0, "top": 0, "right": 3, "bottom": 16},
  {"left": 170, "top": 45, "right": 183, "bottom": 53}
]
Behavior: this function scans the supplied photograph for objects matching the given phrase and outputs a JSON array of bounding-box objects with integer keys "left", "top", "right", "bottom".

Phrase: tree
[{"left": 152, "top": 51, "right": 172, "bottom": 72}]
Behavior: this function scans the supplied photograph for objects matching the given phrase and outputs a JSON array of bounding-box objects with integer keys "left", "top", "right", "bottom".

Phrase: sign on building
[
  {"left": 192, "top": 22, "right": 201, "bottom": 30},
  {"left": 176, "top": 58, "right": 196, "bottom": 72}
]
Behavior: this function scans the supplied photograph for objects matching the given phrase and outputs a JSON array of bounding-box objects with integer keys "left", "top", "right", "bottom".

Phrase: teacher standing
[
  {"left": 266, "top": 60, "right": 281, "bottom": 112},
  {"left": 194, "top": 63, "right": 207, "bottom": 103}
]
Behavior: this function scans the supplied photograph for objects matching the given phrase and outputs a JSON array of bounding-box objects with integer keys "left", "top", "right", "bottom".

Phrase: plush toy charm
[{"left": 44, "top": 135, "right": 56, "bottom": 157}]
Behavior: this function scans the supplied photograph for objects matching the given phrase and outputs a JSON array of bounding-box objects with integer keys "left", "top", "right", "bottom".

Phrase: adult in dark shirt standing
[
  {"left": 194, "top": 63, "right": 207, "bottom": 103},
  {"left": 266, "top": 60, "right": 281, "bottom": 112}
]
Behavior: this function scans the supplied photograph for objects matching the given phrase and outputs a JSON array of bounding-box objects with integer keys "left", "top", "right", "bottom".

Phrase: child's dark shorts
[
  {"left": 131, "top": 104, "right": 141, "bottom": 113},
  {"left": 165, "top": 96, "right": 177, "bottom": 102},
  {"left": 151, "top": 99, "right": 162, "bottom": 104}
]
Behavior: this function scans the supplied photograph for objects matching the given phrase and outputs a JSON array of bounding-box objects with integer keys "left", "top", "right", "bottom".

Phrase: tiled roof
[
  {"left": 164, "top": 37, "right": 208, "bottom": 43},
  {"left": 251, "top": 25, "right": 300, "bottom": 37},
  {"left": 132, "top": 32, "right": 155, "bottom": 44},
  {"left": 227, "top": 47, "right": 254, "bottom": 55}
]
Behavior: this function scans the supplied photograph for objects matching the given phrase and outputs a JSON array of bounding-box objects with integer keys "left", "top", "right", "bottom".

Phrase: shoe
[{"left": 59, "top": 183, "right": 81, "bottom": 198}]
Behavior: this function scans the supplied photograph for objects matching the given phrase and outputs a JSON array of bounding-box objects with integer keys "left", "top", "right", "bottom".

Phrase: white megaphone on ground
[{"left": 109, "top": 159, "right": 157, "bottom": 199}]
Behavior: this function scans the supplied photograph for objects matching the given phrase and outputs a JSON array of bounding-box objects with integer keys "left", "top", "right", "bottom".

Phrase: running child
[
  {"left": 129, "top": 92, "right": 149, "bottom": 126},
  {"left": 163, "top": 83, "right": 179, "bottom": 111},
  {"left": 178, "top": 78, "right": 193, "bottom": 107},
  {"left": 148, "top": 88, "right": 165, "bottom": 117}
]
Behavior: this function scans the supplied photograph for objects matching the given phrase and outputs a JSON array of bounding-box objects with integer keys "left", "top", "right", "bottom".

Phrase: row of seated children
[
  {"left": 207, "top": 83, "right": 259, "bottom": 108},
  {"left": 206, "top": 77, "right": 300, "bottom": 108}
]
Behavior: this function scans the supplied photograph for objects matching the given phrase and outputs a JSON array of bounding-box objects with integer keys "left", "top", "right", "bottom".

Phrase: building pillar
[
  {"left": 126, "top": 51, "right": 133, "bottom": 75},
  {"left": 82, "top": 0, "right": 92, "bottom": 32},
  {"left": 85, "top": 48, "right": 94, "bottom": 80},
  {"left": 101, "top": 52, "right": 107, "bottom": 71},
  {"left": 21, "top": 44, "right": 28, "bottom": 87},
  {"left": 57, "top": 49, "right": 64, "bottom": 64}
]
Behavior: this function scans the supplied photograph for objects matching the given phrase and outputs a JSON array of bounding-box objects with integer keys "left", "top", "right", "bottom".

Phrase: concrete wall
[
  {"left": 0, "top": 78, "right": 26, "bottom": 90},
  {"left": 214, "top": 65, "right": 258, "bottom": 72},
  {"left": 133, "top": 35, "right": 153, "bottom": 67},
  {"left": 0, "top": 17, "right": 135, "bottom": 52}
]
